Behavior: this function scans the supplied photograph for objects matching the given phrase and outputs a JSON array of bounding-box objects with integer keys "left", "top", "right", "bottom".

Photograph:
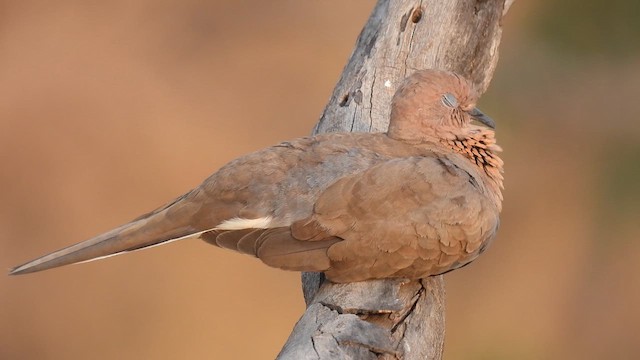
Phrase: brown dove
[{"left": 9, "top": 69, "right": 503, "bottom": 282}]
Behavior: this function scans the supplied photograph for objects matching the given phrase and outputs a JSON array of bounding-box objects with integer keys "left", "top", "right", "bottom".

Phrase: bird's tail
[{"left": 9, "top": 197, "right": 200, "bottom": 275}]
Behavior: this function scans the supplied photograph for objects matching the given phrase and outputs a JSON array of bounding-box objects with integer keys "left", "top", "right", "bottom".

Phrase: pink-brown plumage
[{"left": 11, "top": 69, "right": 503, "bottom": 283}]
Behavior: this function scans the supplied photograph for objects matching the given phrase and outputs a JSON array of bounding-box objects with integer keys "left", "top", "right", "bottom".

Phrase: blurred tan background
[{"left": 1, "top": 1, "right": 639, "bottom": 359}]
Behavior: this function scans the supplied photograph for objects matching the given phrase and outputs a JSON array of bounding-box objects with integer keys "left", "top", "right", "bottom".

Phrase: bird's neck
[{"left": 438, "top": 126, "right": 504, "bottom": 206}]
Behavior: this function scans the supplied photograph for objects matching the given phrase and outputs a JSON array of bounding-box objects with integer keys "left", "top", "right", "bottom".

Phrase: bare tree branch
[{"left": 279, "top": 1, "right": 514, "bottom": 358}]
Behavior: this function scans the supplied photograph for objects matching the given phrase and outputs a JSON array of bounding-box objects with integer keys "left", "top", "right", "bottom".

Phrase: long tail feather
[{"left": 9, "top": 203, "right": 200, "bottom": 275}]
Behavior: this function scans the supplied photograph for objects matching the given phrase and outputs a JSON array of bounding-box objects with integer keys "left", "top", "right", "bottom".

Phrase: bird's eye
[{"left": 442, "top": 93, "right": 459, "bottom": 108}]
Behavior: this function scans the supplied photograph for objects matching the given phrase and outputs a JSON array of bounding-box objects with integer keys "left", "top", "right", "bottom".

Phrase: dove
[{"left": 10, "top": 69, "right": 503, "bottom": 282}]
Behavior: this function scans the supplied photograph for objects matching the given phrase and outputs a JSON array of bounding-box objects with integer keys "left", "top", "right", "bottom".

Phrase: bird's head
[{"left": 388, "top": 69, "right": 494, "bottom": 141}]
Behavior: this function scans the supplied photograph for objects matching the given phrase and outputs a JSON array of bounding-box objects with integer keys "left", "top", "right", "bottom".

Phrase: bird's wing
[
  {"left": 288, "top": 154, "right": 500, "bottom": 282},
  {"left": 195, "top": 154, "right": 499, "bottom": 283}
]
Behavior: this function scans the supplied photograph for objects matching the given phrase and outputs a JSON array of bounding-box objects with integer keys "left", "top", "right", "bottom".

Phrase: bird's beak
[{"left": 467, "top": 107, "right": 495, "bottom": 129}]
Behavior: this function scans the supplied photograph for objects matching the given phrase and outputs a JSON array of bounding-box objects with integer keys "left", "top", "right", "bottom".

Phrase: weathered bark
[{"left": 279, "top": 1, "right": 514, "bottom": 359}]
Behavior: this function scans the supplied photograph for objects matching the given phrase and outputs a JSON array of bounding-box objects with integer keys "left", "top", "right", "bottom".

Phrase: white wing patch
[{"left": 215, "top": 216, "right": 273, "bottom": 230}]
